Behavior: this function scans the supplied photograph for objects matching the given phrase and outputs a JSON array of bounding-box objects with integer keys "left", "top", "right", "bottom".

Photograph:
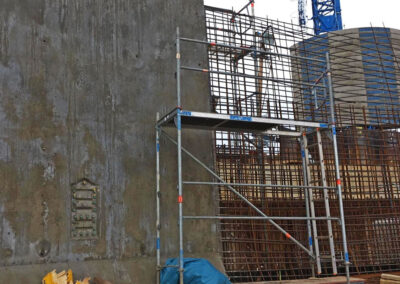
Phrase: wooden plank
[
  {"left": 380, "top": 280, "right": 400, "bottom": 284},
  {"left": 382, "top": 274, "right": 400, "bottom": 281}
]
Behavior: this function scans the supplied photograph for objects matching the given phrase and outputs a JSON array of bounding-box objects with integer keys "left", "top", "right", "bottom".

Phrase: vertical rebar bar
[
  {"left": 326, "top": 52, "right": 350, "bottom": 283},
  {"left": 156, "top": 113, "right": 161, "bottom": 284},
  {"left": 176, "top": 27, "right": 184, "bottom": 284}
]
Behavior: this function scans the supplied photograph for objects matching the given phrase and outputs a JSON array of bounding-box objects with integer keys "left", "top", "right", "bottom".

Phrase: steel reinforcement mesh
[{"left": 205, "top": 5, "right": 400, "bottom": 282}]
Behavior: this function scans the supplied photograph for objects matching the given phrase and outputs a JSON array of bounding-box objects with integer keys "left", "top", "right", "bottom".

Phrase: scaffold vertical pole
[
  {"left": 316, "top": 128, "right": 337, "bottom": 275},
  {"left": 176, "top": 27, "right": 184, "bottom": 284},
  {"left": 156, "top": 113, "right": 161, "bottom": 284},
  {"left": 300, "top": 129, "right": 316, "bottom": 277},
  {"left": 326, "top": 52, "right": 350, "bottom": 283},
  {"left": 302, "top": 132, "right": 322, "bottom": 274}
]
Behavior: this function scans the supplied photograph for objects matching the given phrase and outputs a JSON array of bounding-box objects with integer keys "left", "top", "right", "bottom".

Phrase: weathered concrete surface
[{"left": 0, "top": 0, "right": 222, "bottom": 282}]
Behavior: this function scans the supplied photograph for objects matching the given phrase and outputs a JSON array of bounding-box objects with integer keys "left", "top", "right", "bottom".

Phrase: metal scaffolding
[
  {"left": 155, "top": 2, "right": 400, "bottom": 283},
  {"left": 155, "top": 23, "right": 351, "bottom": 283}
]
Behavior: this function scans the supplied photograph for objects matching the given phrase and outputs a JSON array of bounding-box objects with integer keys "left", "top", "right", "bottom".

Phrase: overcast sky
[{"left": 203, "top": 0, "right": 400, "bottom": 30}]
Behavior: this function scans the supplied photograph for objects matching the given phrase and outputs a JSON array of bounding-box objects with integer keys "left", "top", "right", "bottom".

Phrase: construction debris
[{"left": 42, "top": 269, "right": 90, "bottom": 284}]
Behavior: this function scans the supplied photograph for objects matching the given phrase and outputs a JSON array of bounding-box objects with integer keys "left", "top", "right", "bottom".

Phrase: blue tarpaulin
[{"left": 160, "top": 258, "right": 231, "bottom": 284}]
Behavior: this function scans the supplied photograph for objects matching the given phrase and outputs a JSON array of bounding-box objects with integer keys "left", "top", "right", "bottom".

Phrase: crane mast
[
  {"left": 299, "top": 0, "right": 343, "bottom": 35},
  {"left": 311, "top": 0, "right": 343, "bottom": 35}
]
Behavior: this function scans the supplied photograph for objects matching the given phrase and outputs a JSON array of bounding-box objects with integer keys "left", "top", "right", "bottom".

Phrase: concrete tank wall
[
  {"left": 291, "top": 27, "right": 400, "bottom": 125},
  {"left": 0, "top": 0, "right": 221, "bottom": 282}
]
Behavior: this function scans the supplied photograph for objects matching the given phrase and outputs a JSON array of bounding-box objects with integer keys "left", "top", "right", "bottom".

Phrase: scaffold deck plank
[{"left": 157, "top": 108, "right": 324, "bottom": 132}]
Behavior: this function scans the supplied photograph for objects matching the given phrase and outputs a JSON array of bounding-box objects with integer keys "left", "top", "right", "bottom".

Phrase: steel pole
[
  {"left": 300, "top": 130, "right": 315, "bottom": 277},
  {"left": 316, "top": 128, "right": 337, "bottom": 275},
  {"left": 176, "top": 27, "right": 184, "bottom": 284},
  {"left": 182, "top": 181, "right": 335, "bottom": 190},
  {"left": 302, "top": 132, "right": 322, "bottom": 274},
  {"left": 156, "top": 113, "right": 161, "bottom": 284},
  {"left": 326, "top": 52, "right": 350, "bottom": 283},
  {"left": 184, "top": 216, "right": 339, "bottom": 221}
]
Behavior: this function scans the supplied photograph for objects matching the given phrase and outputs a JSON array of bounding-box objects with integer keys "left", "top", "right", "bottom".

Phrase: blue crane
[{"left": 298, "top": 0, "right": 343, "bottom": 35}]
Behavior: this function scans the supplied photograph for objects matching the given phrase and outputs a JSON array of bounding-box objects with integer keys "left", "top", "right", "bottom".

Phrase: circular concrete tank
[{"left": 291, "top": 27, "right": 400, "bottom": 126}]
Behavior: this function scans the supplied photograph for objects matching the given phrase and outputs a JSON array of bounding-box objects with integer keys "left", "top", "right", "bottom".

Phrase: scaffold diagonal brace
[{"left": 161, "top": 129, "right": 315, "bottom": 258}]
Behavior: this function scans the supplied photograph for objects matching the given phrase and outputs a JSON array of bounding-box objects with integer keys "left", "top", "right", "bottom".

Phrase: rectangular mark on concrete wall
[{"left": 71, "top": 179, "right": 99, "bottom": 239}]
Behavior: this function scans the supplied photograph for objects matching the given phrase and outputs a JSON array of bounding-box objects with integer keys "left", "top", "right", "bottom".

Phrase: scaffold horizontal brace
[
  {"left": 183, "top": 216, "right": 340, "bottom": 221},
  {"left": 182, "top": 181, "right": 336, "bottom": 190}
]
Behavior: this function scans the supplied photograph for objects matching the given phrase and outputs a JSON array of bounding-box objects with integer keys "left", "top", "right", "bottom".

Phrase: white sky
[{"left": 203, "top": 0, "right": 400, "bottom": 30}]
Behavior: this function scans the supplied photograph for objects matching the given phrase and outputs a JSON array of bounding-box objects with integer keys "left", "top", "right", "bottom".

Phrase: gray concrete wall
[{"left": 0, "top": 0, "right": 222, "bottom": 282}]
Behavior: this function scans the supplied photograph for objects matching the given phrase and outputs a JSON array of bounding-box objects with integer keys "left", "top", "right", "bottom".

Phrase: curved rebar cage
[{"left": 205, "top": 4, "right": 400, "bottom": 283}]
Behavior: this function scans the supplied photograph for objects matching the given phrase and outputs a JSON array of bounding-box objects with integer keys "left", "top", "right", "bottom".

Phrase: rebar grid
[{"left": 205, "top": 4, "right": 400, "bottom": 283}]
